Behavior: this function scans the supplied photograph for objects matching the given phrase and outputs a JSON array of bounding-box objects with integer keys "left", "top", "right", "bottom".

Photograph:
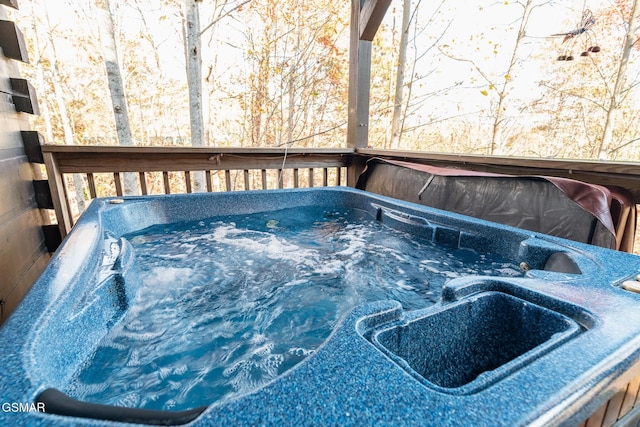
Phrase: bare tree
[
  {"left": 30, "top": 0, "right": 87, "bottom": 212},
  {"left": 439, "top": 0, "right": 544, "bottom": 155},
  {"left": 95, "top": 0, "right": 137, "bottom": 195},
  {"left": 598, "top": 0, "right": 640, "bottom": 159},
  {"left": 389, "top": 0, "right": 411, "bottom": 149}
]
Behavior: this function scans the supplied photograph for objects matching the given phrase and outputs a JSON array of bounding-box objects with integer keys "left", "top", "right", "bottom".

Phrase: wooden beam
[
  {"left": 347, "top": 0, "right": 372, "bottom": 149},
  {"left": 359, "top": 0, "right": 392, "bottom": 41},
  {"left": 40, "top": 145, "right": 353, "bottom": 155},
  {"left": 42, "top": 152, "right": 72, "bottom": 239}
]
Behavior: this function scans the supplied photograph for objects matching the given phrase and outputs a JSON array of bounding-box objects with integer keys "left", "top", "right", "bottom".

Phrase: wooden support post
[
  {"left": 243, "top": 169, "right": 250, "bottom": 190},
  {"left": 184, "top": 170, "right": 192, "bottom": 193},
  {"left": 139, "top": 172, "right": 148, "bottom": 195},
  {"left": 359, "top": 0, "right": 393, "bottom": 41},
  {"left": 347, "top": 0, "right": 390, "bottom": 155},
  {"left": 42, "top": 152, "right": 72, "bottom": 239},
  {"left": 205, "top": 170, "right": 212, "bottom": 192},
  {"left": 347, "top": 0, "right": 372, "bottom": 151}
]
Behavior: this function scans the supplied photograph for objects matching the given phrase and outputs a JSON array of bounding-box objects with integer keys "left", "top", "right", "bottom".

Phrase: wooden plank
[
  {"left": 243, "top": 169, "right": 250, "bottom": 190},
  {"left": 359, "top": 0, "right": 393, "bottom": 41},
  {"left": 47, "top": 152, "right": 349, "bottom": 174},
  {"left": 139, "top": 172, "right": 147, "bottom": 195},
  {"left": 602, "top": 389, "right": 626, "bottom": 426},
  {"left": 87, "top": 173, "right": 97, "bottom": 198},
  {"left": 42, "top": 152, "right": 71, "bottom": 238},
  {"left": 585, "top": 400, "right": 608, "bottom": 427},
  {"left": 41, "top": 144, "right": 354, "bottom": 156},
  {"left": 0, "top": 155, "right": 37, "bottom": 224},
  {"left": 347, "top": 39, "right": 372, "bottom": 149},
  {"left": 185, "top": 171, "right": 192, "bottom": 193},
  {"left": 619, "top": 376, "right": 640, "bottom": 417},
  {"left": 0, "top": 208, "right": 47, "bottom": 300},
  {"left": 0, "top": 251, "right": 49, "bottom": 325},
  {"left": 293, "top": 168, "right": 299, "bottom": 188},
  {"left": 113, "top": 172, "right": 123, "bottom": 196},
  {"left": 204, "top": 170, "right": 211, "bottom": 192},
  {"left": 225, "top": 170, "right": 231, "bottom": 191},
  {"left": 261, "top": 169, "right": 267, "bottom": 190},
  {"left": 163, "top": 171, "right": 170, "bottom": 194},
  {"left": 323, "top": 168, "right": 328, "bottom": 186}
]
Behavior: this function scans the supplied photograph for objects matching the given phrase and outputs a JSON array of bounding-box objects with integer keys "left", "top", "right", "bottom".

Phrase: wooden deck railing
[
  {"left": 40, "top": 145, "right": 359, "bottom": 239},
  {"left": 40, "top": 144, "right": 640, "bottom": 241}
]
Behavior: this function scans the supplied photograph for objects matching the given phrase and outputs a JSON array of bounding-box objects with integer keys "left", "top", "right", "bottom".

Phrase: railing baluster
[
  {"left": 293, "top": 168, "right": 299, "bottom": 188},
  {"left": 87, "top": 173, "right": 97, "bottom": 199},
  {"left": 262, "top": 169, "right": 267, "bottom": 190},
  {"left": 225, "top": 170, "right": 231, "bottom": 191},
  {"left": 308, "top": 168, "right": 314, "bottom": 188},
  {"left": 278, "top": 169, "right": 283, "bottom": 189},
  {"left": 243, "top": 170, "right": 250, "bottom": 190},
  {"left": 337, "top": 167, "right": 342, "bottom": 186},
  {"left": 185, "top": 171, "right": 192, "bottom": 193},
  {"left": 323, "top": 168, "right": 328, "bottom": 187},
  {"left": 163, "top": 171, "right": 171, "bottom": 194},
  {"left": 113, "top": 172, "right": 123, "bottom": 196},
  {"left": 205, "top": 171, "right": 212, "bottom": 192},
  {"left": 139, "top": 172, "right": 148, "bottom": 195}
]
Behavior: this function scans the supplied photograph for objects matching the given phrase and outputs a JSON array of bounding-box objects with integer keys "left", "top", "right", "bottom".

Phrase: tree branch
[{"left": 200, "top": 0, "right": 252, "bottom": 36}]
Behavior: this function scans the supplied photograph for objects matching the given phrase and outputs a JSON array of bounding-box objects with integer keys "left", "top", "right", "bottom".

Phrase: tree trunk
[
  {"left": 183, "top": 0, "right": 206, "bottom": 192},
  {"left": 390, "top": 0, "right": 411, "bottom": 150},
  {"left": 95, "top": 0, "right": 137, "bottom": 195},
  {"left": 598, "top": 0, "right": 640, "bottom": 160},
  {"left": 489, "top": 0, "right": 533, "bottom": 155},
  {"left": 40, "top": 1, "right": 86, "bottom": 212}
]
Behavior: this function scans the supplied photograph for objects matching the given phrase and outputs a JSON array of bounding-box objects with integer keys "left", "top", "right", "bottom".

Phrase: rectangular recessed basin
[{"left": 373, "top": 291, "right": 582, "bottom": 393}]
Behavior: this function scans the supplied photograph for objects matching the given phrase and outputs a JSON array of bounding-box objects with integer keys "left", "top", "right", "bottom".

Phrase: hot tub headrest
[{"left": 35, "top": 388, "right": 207, "bottom": 426}]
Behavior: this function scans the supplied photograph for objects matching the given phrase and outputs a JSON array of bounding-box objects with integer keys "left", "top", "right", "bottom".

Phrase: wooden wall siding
[
  {"left": 578, "top": 370, "right": 640, "bottom": 427},
  {"left": 0, "top": 5, "right": 48, "bottom": 324}
]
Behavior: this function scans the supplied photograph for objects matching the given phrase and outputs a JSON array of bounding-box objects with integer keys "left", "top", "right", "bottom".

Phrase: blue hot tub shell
[{"left": 2, "top": 187, "right": 640, "bottom": 426}]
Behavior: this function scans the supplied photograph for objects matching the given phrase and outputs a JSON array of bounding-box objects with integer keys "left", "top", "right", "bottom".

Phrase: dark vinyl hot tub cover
[{"left": 356, "top": 158, "right": 636, "bottom": 251}]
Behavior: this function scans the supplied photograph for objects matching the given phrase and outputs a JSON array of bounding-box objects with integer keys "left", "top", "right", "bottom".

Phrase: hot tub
[{"left": 2, "top": 187, "right": 640, "bottom": 426}]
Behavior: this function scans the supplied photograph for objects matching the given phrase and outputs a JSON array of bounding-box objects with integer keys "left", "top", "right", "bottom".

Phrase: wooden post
[
  {"left": 347, "top": 0, "right": 391, "bottom": 185},
  {"left": 42, "top": 152, "right": 72, "bottom": 239},
  {"left": 347, "top": 0, "right": 372, "bottom": 151}
]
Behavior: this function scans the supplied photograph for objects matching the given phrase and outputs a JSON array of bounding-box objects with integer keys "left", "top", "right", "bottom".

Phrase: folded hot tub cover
[{"left": 356, "top": 158, "right": 636, "bottom": 251}]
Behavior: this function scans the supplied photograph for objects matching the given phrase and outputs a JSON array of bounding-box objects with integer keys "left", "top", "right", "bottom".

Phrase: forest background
[{"left": 8, "top": 0, "right": 640, "bottom": 159}]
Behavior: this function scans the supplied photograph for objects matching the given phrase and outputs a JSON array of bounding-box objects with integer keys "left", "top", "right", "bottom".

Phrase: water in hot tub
[{"left": 66, "top": 206, "right": 524, "bottom": 411}]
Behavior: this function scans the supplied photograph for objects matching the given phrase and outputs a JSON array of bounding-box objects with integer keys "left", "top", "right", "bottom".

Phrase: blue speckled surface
[{"left": 3, "top": 187, "right": 640, "bottom": 426}]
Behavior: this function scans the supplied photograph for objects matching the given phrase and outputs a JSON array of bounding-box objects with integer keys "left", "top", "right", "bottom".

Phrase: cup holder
[{"left": 372, "top": 291, "right": 582, "bottom": 394}]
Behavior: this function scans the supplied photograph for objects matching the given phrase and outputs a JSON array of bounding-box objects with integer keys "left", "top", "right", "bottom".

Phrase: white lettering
[{"left": 1, "top": 402, "right": 46, "bottom": 412}]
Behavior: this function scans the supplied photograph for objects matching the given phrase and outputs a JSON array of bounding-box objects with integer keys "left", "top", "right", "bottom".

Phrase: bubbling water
[{"left": 66, "top": 206, "right": 523, "bottom": 411}]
